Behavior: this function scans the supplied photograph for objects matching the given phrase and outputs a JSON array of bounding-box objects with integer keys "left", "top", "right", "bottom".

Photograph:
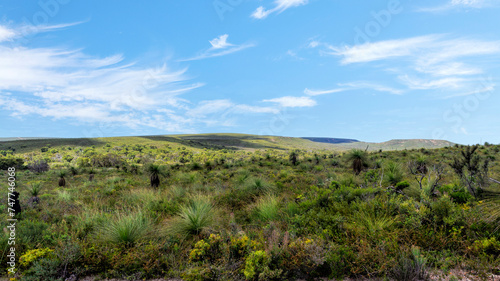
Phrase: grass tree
[
  {"left": 145, "top": 163, "right": 165, "bottom": 188},
  {"left": 28, "top": 182, "right": 42, "bottom": 207},
  {"left": 289, "top": 150, "right": 299, "bottom": 166},
  {"left": 346, "top": 149, "right": 368, "bottom": 175},
  {"left": 58, "top": 171, "right": 66, "bottom": 187}
]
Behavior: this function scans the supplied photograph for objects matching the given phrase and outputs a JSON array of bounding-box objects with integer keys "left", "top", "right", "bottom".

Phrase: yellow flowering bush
[{"left": 19, "top": 248, "right": 54, "bottom": 268}]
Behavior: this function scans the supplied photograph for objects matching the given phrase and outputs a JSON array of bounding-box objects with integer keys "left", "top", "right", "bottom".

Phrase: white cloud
[
  {"left": 251, "top": 0, "right": 308, "bottom": 19},
  {"left": 418, "top": 0, "right": 497, "bottom": 12},
  {"left": 180, "top": 34, "right": 255, "bottom": 61},
  {"left": 0, "top": 26, "right": 16, "bottom": 42},
  {"left": 339, "top": 82, "right": 404, "bottom": 95},
  {"left": 305, "top": 82, "right": 403, "bottom": 96},
  {"left": 325, "top": 35, "right": 500, "bottom": 93},
  {"left": 330, "top": 35, "right": 440, "bottom": 64},
  {"left": 398, "top": 75, "right": 470, "bottom": 90},
  {"left": 304, "top": 88, "right": 347, "bottom": 96},
  {"left": 209, "top": 34, "right": 233, "bottom": 49},
  {"left": 0, "top": 24, "right": 276, "bottom": 133},
  {"left": 263, "top": 96, "right": 316, "bottom": 107}
]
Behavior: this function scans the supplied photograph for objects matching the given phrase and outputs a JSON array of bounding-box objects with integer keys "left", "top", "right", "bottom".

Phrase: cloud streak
[
  {"left": 251, "top": 0, "right": 308, "bottom": 19},
  {"left": 263, "top": 96, "right": 316, "bottom": 107},
  {"left": 0, "top": 25, "right": 274, "bottom": 133},
  {"left": 180, "top": 34, "right": 255, "bottom": 61},
  {"left": 418, "top": 0, "right": 497, "bottom": 12},
  {"left": 324, "top": 34, "right": 500, "bottom": 93}
]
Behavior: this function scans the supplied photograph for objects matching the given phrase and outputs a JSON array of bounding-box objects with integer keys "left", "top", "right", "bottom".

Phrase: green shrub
[{"left": 244, "top": 250, "right": 270, "bottom": 280}]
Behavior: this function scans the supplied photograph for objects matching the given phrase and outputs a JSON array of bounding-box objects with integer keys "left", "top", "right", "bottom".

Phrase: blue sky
[{"left": 0, "top": 0, "right": 499, "bottom": 144}]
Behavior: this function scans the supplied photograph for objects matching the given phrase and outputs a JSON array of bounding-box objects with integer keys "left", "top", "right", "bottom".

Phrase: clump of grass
[
  {"left": 122, "top": 188, "right": 159, "bottom": 206},
  {"left": 245, "top": 178, "right": 274, "bottom": 195},
  {"left": 254, "top": 194, "right": 280, "bottom": 222},
  {"left": 347, "top": 208, "right": 397, "bottom": 237},
  {"left": 390, "top": 246, "right": 428, "bottom": 281},
  {"left": 56, "top": 190, "right": 72, "bottom": 203},
  {"left": 97, "top": 210, "right": 153, "bottom": 246},
  {"left": 168, "top": 195, "right": 215, "bottom": 237}
]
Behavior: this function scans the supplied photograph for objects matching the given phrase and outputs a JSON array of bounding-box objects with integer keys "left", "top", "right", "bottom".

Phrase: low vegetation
[{"left": 0, "top": 136, "right": 498, "bottom": 280}]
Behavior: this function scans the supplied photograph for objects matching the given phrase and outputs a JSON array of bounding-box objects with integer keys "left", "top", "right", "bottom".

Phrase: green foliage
[
  {"left": 0, "top": 156, "right": 24, "bottom": 170},
  {"left": 395, "top": 180, "right": 410, "bottom": 191},
  {"left": 244, "top": 250, "right": 270, "bottom": 280},
  {"left": 253, "top": 194, "right": 280, "bottom": 222},
  {"left": 2, "top": 135, "right": 499, "bottom": 280}
]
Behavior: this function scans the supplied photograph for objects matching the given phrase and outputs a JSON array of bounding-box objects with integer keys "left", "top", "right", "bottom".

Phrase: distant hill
[
  {"left": 331, "top": 139, "right": 455, "bottom": 151},
  {"left": 0, "top": 134, "right": 455, "bottom": 153},
  {"left": 302, "top": 137, "right": 359, "bottom": 144}
]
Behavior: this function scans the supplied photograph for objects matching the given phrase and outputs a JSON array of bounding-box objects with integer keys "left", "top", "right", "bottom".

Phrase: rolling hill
[{"left": 0, "top": 134, "right": 455, "bottom": 153}]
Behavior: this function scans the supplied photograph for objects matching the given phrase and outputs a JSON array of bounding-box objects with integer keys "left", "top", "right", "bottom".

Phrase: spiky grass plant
[
  {"left": 346, "top": 149, "right": 367, "bottom": 175},
  {"left": 97, "top": 210, "right": 153, "bottom": 246},
  {"left": 254, "top": 194, "right": 279, "bottom": 222},
  {"left": 347, "top": 208, "right": 397, "bottom": 238},
  {"left": 385, "top": 161, "right": 404, "bottom": 186},
  {"left": 168, "top": 195, "right": 215, "bottom": 237},
  {"left": 245, "top": 178, "right": 274, "bottom": 195}
]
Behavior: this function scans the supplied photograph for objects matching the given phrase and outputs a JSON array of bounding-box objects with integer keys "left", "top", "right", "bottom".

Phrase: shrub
[
  {"left": 19, "top": 248, "right": 54, "bottom": 268},
  {"left": 395, "top": 181, "right": 411, "bottom": 191},
  {"left": 0, "top": 156, "right": 24, "bottom": 170},
  {"left": 244, "top": 250, "right": 270, "bottom": 280},
  {"left": 27, "top": 159, "right": 50, "bottom": 173}
]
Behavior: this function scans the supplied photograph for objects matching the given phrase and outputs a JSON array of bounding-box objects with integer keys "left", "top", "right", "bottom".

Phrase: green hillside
[{"left": 0, "top": 134, "right": 455, "bottom": 154}]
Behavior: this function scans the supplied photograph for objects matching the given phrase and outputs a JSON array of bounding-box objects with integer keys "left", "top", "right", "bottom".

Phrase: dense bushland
[{"left": 0, "top": 140, "right": 499, "bottom": 280}]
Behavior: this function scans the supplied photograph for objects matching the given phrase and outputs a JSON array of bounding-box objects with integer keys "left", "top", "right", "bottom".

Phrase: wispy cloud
[
  {"left": 0, "top": 21, "right": 85, "bottom": 43},
  {"left": 263, "top": 96, "right": 316, "bottom": 107},
  {"left": 180, "top": 34, "right": 255, "bottom": 61},
  {"left": 325, "top": 34, "right": 500, "bottom": 92},
  {"left": 418, "top": 0, "right": 497, "bottom": 12},
  {"left": 304, "top": 88, "right": 347, "bottom": 96},
  {"left": 251, "top": 0, "right": 308, "bottom": 19},
  {"left": 0, "top": 24, "right": 273, "bottom": 133},
  {"left": 339, "top": 82, "right": 404, "bottom": 95},
  {"left": 305, "top": 82, "right": 403, "bottom": 96}
]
